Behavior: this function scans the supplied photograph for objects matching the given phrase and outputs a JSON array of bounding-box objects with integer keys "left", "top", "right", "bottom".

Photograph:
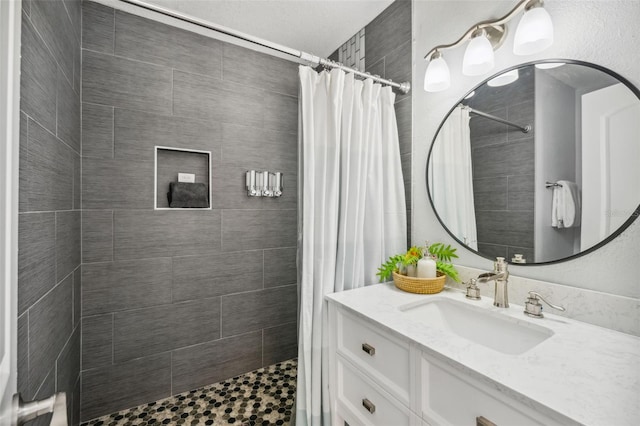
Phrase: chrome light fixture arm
[{"left": 424, "top": 0, "right": 544, "bottom": 60}]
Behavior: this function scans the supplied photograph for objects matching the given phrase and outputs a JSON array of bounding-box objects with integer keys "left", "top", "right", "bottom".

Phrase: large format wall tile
[
  {"left": 17, "top": 313, "right": 29, "bottom": 399},
  {"left": 263, "top": 247, "right": 297, "bottom": 288},
  {"left": 222, "top": 44, "right": 298, "bottom": 97},
  {"left": 476, "top": 210, "right": 535, "bottom": 248},
  {"left": 173, "top": 70, "right": 263, "bottom": 127},
  {"left": 82, "top": 258, "right": 172, "bottom": 316},
  {"left": 82, "top": 103, "right": 113, "bottom": 159},
  {"left": 222, "top": 210, "right": 296, "bottom": 252},
  {"left": 171, "top": 332, "right": 262, "bottom": 394},
  {"left": 82, "top": 50, "right": 172, "bottom": 114},
  {"left": 383, "top": 40, "right": 411, "bottom": 86},
  {"left": 73, "top": 269, "right": 81, "bottom": 328},
  {"left": 114, "top": 109, "right": 221, "bottom": 161},
  {"left": 81, "top": 314, "right": 113, "bottom": 370},
  {"left": 82, "top": 0, "right": 114, "bottom": 54},
  {"left": 21, "top": 2, "right": 81, "bottom": 423},
  {"left": 365, "top": 0, "right": 411, "bottom": 67},
  {"left": 472, "top": 138, "right": 534, "bottom": 180},
  {"left": 114, "top": 210, "right": 221, "bottom": 260},
  {"left": 30, "top": 0, "right": 77, "bottom": 85},
  {"left": 221, "top": 124, "right": 297, "bottom": 171},
  {"left": 25, "top": 119, "right": 75, "bottom": 211},
  {"left": 473, "top": 177, "right": 508, "bottom": 211},
  {"left": 81, "top": 353, "right": 171, "bottom": 421},
  {"left": 21, "top": 17, "right": 57, "bottom": 132},
  {"left": 507, "top": 175, "right": 535, "bottom": 211},
  {"left": 113, "top": 298, "right": 221, "bottom": 362},
  {"left": 56, "top": 326, "right": 81, "bottom": 397},
  {"left": 81, "top": 157, "right": 154, "bottom": 210},
  {"left": 172, "top": 253, "right": 263, "bottom": 302},
  {"left": 263, "top": 322, "right": 298, "bottom": 366},
  {"left": 221, "top": 285, "right": 297, "bottom": 337},
  {"left": 29, "top": 276, "right": 73, "bottom": 397},
  {"left": 395, "top": 96, "right": 412, "bottom": 155},
  {"left": 57, "top": 68, "right": 80, "bottom": 153},
  {"left": 56, "top": 211, "right": 81, "bottom": 282},
  {"left": 263, "top": 92, "right": 297, "bottom": 134},
  {"left": 82, "top": 210, "right": 113, "bottom": 263},
  {"left": 18, "top": 213, "right": 55, "bottom": 315},
  {"left": 115, "top": 11, "right": 222, "bottom": 78}
]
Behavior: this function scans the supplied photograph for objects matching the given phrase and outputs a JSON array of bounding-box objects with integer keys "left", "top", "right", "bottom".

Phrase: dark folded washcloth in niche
[{"left": 168, "top": 182, "right": 209, "bottom": 208}]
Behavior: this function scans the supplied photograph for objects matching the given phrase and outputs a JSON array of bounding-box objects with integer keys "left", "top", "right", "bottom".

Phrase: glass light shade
[
  {"left": 424, "top": 56, "right": 450, "bottom": 92},
  {"left": 462, "top": 34, "right": 495, "bottom": 76},
  {"left": 513, "top": 7, "right": 554, "bottom": 55},
  {"left": 487, "top": 69, "right": 519, "bottom": 87}
]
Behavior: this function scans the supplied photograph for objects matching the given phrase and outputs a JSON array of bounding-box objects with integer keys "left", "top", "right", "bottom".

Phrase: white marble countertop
[{"left": 326, "top": 283, "right": 640, "bottom": 426}]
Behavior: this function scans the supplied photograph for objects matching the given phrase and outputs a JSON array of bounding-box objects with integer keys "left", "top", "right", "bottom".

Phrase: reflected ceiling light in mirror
[
  {"left": 424, "top": 51, "right": 451, "bottom": 92},
  {"left": 487, "top": 69, "right": 520, "bottom": 87},
  {"left": 513, "top": 4, "right": 554, "bottom": 55},
  {"left": 464, "top": 90, "right": 476, "bottom": 99},
  {"left": 463, "top": 29, "right": 495, "bottom": 76},
  {"left": 423, "top": 0, "right": 553, "bottom": 92},
  {"left": 535, "top": 62, "right": 565, "bottom": 69}
]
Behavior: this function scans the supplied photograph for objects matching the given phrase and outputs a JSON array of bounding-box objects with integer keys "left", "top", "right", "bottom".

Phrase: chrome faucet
[{"left": 477, "top": 257, "right": 509, "bottom": 308}]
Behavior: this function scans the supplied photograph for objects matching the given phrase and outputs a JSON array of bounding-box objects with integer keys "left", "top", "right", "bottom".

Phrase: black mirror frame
[{"left": 426, "top": 58, "right": 640, "bottom": 266}]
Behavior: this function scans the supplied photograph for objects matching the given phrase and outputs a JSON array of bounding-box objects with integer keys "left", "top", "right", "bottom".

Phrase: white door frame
[{"left": 0, "top": 0, "right": 22, "bottom": 422}]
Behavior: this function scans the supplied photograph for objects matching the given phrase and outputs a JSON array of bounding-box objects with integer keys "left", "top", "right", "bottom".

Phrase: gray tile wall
[
  {"left": 18, "top": 1, "right": 82, "bottom": 425},
  {"left": 333, "top": 0, "right": 412, "bottom": 245},
  {"left": 80, "top": 2, "right": 298, "bottom": 421},
  {"left": 467, "top": 67, "right": 536, "bottom": 261}
]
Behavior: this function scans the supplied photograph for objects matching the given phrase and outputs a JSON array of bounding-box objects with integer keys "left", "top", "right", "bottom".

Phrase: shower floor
[{"left": 81, "top": 359, "right": 297, "bottom": 426}]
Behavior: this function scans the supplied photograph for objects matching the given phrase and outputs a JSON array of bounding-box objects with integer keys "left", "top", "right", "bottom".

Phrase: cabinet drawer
[
  {"left": 336, "top": 356, "right": 414, "bottom": 426},
  {"left": 421, "top": 356, "right": 557, "bottom": 426},
  {"left": 337, "top": 309, "right": 411, "bottom": 404}
]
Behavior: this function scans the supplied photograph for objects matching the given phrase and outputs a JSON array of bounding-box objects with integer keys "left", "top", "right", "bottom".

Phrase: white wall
[
  {"left": 412, "top": 0, "right": 640, "bottom": 298},
  {"left": 534, "top": 70, "right": 577, "bottom": 262}
]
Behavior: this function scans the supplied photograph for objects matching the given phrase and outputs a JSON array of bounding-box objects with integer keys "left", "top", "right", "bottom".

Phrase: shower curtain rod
[
  {"left": 119, "top": 0, "right": 411, "bottom": 94},
  {"left": 460, "top": 104, "right": 531, "bottom": 133}
]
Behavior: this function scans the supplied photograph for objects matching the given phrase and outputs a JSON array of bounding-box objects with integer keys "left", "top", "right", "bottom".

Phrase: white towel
[{"left": 552, "top": 180, "right": 581, "bottom": 228}]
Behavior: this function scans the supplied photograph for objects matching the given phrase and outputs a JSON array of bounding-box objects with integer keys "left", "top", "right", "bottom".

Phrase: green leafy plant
[{"left": 377, "top": 242, "right": 460, "bottom": 283}]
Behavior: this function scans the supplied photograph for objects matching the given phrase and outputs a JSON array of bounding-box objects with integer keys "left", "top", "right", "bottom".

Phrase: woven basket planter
[{"left": 393, "top": 270, "right": 446, "bottom": 294}]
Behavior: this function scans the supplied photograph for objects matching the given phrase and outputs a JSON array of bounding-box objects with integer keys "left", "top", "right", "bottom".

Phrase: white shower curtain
[
  {"left": 295, "top": 66, "right": 407, "bottom": 425},
  {"left": 429, "top": 105, "right": 478, "bottom": 249}
]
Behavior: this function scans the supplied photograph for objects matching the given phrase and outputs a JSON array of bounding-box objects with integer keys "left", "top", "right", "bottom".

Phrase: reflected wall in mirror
[{"left": 427, "top": 60, "right": 640, "bottom": 264}]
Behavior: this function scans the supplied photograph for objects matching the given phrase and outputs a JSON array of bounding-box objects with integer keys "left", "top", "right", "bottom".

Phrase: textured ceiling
[{"left": 136, "top": 0, "right": 396, "bottom": 57}]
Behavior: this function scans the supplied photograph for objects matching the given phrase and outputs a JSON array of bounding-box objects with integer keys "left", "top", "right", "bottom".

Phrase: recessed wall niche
[{"left": 155, "top": 146, "right": 212, "bottom": 209}]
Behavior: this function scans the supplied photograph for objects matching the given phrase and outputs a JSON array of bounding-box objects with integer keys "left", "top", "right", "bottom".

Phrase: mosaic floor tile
[{"left": 81, "top": 359, "right": 297, "bottom": 426}]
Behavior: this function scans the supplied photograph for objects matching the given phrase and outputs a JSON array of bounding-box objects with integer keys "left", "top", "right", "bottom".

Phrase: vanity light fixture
[
  {"left": 462, "top": 29, "right": 495, "bottom": 76},
  {"left": 423, "top": 0, "right": 554, "bottom": 92},
  {"left": 424, "top": 51, "right": 451, "bottom": 92}
]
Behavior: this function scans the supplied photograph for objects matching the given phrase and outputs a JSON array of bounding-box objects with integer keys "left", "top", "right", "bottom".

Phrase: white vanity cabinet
[
  {"left": 328, "top": 303, "right": 564, "bottom": 426},
  {"left": 419, "top": 355, "right": 560, "bottom": 426},
  {"left": 329, "top": 303, "right": 418, "bottom": 425}
]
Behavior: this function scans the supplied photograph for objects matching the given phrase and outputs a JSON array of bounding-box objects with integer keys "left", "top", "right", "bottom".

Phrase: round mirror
[{"left": 427, "top": 60, "right": 640, "bottom": 264}]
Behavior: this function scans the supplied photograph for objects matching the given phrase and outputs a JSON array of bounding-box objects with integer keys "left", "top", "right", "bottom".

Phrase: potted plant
[{"left": 377, "top": 242, "right": 460, "bottom": 284}]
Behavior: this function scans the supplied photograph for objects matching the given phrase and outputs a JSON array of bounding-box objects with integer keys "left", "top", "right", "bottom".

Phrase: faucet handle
[
  {"left": 494, "top": 257, "right": 508, "bottom": 273},
  {"left": 465, "top": 278, "right": 481, "bottom": 300},
  {"left": 524, "top": 291, "right": 566, "bottom": 318}
]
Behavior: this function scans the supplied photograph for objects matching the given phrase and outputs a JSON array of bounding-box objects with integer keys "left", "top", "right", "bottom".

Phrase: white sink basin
[{"left": 399, "top": 298, "right": 554, "bottom": 355}]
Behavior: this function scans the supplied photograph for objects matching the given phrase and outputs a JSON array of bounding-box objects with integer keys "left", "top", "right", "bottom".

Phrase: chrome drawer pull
[
  {"left": 362, "top": 398, "right": 376, "bottom": 414},
  {"left": 362, "top": 343, "right": 376, "bottom": 356},
  {"left": 476, "top": 416, "right": 497, "bottom": 426}
]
